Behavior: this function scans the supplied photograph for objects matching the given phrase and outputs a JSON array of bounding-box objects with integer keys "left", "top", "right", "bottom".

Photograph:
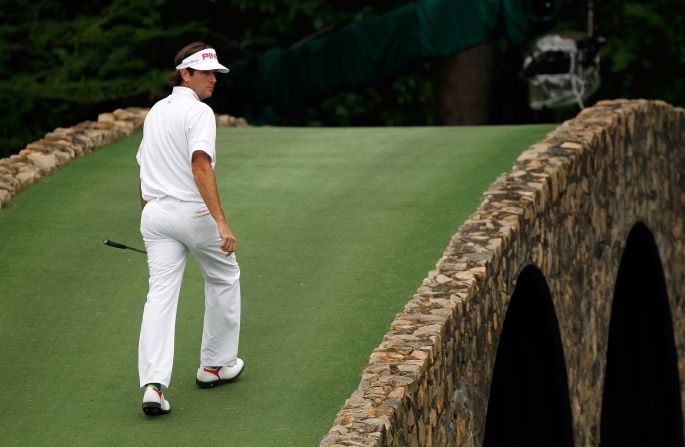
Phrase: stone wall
[
  {"left": 0, "top": 108, "right": 247, "bottom": 209},
  {"left": 320, "top": 99, "right": 685, "bottom": 446}
]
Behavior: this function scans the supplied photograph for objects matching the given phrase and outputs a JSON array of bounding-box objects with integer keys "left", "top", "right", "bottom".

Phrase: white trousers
[{"left": 138, "top": 197, "right": 241, "bottom": 389}]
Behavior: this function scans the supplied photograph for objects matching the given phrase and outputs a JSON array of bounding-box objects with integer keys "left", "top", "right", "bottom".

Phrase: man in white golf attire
[{"left": 137, "top": 41, "right": 244, "bottom": 416}]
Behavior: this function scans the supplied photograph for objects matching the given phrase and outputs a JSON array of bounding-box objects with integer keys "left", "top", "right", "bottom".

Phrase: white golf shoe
[
  {"left": 142, "top": 384, "right": 170, "bottom": 416},
  {"left": 196, "top": 358, "right": 245, "bottom": 388}
]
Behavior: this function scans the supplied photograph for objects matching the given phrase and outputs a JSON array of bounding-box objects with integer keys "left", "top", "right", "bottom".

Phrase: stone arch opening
[
  {"left": 483, "top": 265, "right": 574, "bottom": 446},
  {"left": 600, "top": 222, "right": 684, "bottom": 446}
]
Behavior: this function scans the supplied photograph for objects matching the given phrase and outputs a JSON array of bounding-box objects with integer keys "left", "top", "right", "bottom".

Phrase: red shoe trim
[
  {"left": 203, "top": 367, "right": 222, "bottom": 379},
  {"left": 146, "top": 384, "right": 163, "bottom": 398}
]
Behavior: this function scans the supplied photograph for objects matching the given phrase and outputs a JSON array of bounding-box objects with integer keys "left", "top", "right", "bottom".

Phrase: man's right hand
[{"left": 218, "top": 222, "right": 236, "bottom": 256}]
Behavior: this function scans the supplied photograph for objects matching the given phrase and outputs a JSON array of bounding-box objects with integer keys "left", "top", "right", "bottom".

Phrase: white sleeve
[
  {"left": 187, "top": 105, "right": 217, "bottom": 167},
  {"left": 136, "top": 135, "right": 144, "bottom": 166}
]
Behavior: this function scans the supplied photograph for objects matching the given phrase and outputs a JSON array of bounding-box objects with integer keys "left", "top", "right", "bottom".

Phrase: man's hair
[{"left": 167, "top": 41, "right": 212, "bottom": 87}]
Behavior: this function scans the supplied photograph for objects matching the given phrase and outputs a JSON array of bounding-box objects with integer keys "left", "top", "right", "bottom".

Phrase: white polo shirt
[{"left": 137, "top": 86, "right": 217, "bottom": 202}]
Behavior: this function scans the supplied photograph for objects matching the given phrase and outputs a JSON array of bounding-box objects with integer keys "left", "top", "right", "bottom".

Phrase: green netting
[
  {"left": 417, "top": 0, "right": 499, "bottom": 58},
  {"left": 213, "top": 0, "right": 562, "bottom": 117}
]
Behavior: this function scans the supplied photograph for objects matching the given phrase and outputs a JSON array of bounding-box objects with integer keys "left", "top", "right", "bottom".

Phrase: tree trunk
[{"left": 434, "top": 42, "right": 494, "bottom": 125}]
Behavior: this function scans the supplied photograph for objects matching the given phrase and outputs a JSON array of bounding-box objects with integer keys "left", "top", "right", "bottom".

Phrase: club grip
[{"left": 103, "top": 239, "right": 127, "bottom": 249}]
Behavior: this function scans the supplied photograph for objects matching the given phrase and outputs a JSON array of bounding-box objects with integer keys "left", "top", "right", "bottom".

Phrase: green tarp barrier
[{"left": 213, "top": 0, "right": 562, "bottom": 119}]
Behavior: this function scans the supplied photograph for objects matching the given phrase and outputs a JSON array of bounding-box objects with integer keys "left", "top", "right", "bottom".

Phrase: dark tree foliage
[
  {"left": 595, "top": 0, "right": 685, "bottom": 106},
  {"left": 0, "top": 0, "right": 683, "bottom": 156},
  {"left": 0, "top": 0, "right": 209, "bottom": 157}
]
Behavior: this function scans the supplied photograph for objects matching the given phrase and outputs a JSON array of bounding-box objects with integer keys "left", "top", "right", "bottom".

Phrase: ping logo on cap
[{"left": 175, "top": 48, "right": 229, "bottom": 73}]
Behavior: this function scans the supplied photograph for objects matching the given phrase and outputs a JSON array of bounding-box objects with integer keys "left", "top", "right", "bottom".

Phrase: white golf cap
[{"left": 175, "top": 48, "right": 229, "bottom": 73}]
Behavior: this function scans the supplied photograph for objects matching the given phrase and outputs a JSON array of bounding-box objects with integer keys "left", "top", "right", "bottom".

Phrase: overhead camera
[{"left": 523, "top": 31, "right": 604, "bottom": 109}]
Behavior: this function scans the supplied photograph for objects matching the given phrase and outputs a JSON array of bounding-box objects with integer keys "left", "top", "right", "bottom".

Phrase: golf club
[{"left": 103, "top": 239, "right": 147, "bottom": 254}]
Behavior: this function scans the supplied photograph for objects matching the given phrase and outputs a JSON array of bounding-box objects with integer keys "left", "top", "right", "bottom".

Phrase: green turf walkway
[{"left": 0, "top": 124, "right": 555, "bottom": 446}]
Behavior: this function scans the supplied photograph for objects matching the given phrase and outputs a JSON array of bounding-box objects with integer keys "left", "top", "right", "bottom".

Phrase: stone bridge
[{"left": 321, "top": 99, "right": 685, "bottom": 446}]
